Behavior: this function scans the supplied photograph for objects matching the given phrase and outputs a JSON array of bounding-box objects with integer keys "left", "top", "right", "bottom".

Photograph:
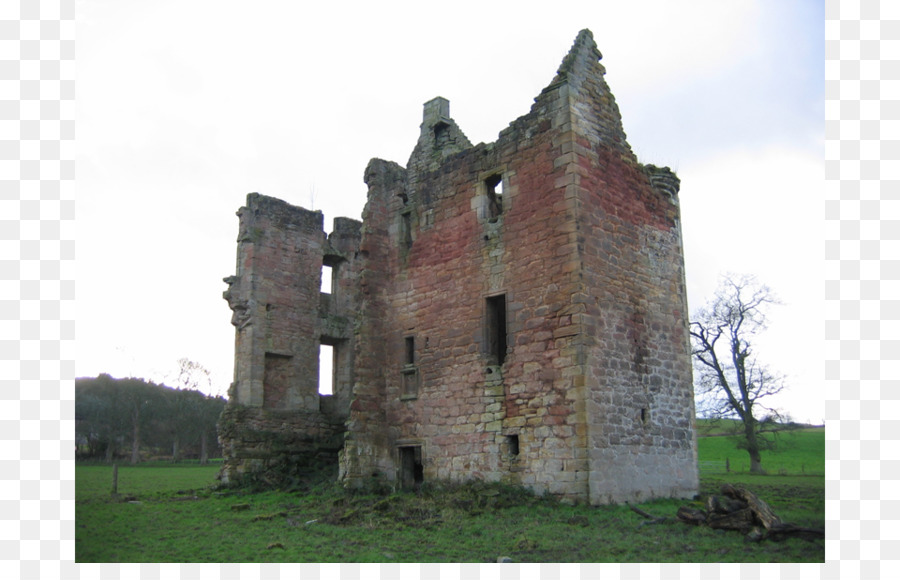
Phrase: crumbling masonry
[{"left": 218, "top": 30, "right": 698, "bottom": 504}]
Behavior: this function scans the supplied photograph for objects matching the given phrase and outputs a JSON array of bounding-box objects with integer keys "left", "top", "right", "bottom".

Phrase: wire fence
[{"left": 698, "top": 459, "right": 822, "bottom": 476}]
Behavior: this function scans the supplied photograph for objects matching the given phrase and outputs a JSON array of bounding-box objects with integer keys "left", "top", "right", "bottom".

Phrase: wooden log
[
  {"left": 720, "top": 484, "right": 783, "bottom": 530},
  {"left": 674, "top": 486, "right": 824, "bottom": 542},
  {"left": 745, "top": 527, "right": 765, "bottom": 542},
  {"left": 707, "top": 507, "right": 756, "bottom": 533},
  {"left": 676, "top": 506, "right": 707, "bottom": 525},
  {"left": 626, "top": 502, "right": 656, "bottom": 520},
  {"left": 706, "top": 494, "right": 746, "bottom": 515},
  {"left": 626, "top": 502, "right": 667, "bottom": 525}
]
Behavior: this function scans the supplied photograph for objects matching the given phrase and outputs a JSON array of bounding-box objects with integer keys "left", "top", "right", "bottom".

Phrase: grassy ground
[
  {"left": 697, "top": 427, "right": 825, "bottom": 476},
  {"left": 76, "top": 433, "right": 824, "bottom": 563}
]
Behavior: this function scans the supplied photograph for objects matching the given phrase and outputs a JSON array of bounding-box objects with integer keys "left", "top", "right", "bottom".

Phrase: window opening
[
  {"left": 507, "top": 434, "right": 520, "bottom": 457},
  {"left": 486, "top": 174, "right": 503, "bottom": 221},
  {"left": 401, "top": 211, "right": 413, "bottom": 249},
  {"left": 402, "top": 336, "right": 418, "bottom": 398},
  {"left": 321, "top": 264, "right": 333, "bottom": 294},
  {"left": 323, "top": 256, "right": 343, "bottom": 295},
  {"left": 486, "top": 294, "right": 508, "bottom": 365},
  {"left": 434, "top": 122, "right": 449, "bottom": 148},
  {"left": 319, "top": 343, "right": 334, "bottom": 396},
  {"left": 399, "top": 446, "right": 424, "bottom": 489}
]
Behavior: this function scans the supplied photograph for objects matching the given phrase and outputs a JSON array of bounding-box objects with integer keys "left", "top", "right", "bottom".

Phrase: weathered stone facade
[{"left": 219, "top": 30, "right": 698, "bottom": 504}]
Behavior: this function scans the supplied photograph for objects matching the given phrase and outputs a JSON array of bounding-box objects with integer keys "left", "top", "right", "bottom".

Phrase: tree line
[{"left": 75, "top": 373, "right": 227, "bottom": 464}]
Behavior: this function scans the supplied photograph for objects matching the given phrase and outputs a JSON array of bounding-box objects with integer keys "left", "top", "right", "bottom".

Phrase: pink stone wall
[{"left": 223, "top": 30, "right": 698, "bottom": 504}]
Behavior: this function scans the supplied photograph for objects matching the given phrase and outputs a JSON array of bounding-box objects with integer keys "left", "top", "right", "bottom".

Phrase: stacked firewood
[{"left": 675, "top": 484, "right": 824, "bottom": 542}]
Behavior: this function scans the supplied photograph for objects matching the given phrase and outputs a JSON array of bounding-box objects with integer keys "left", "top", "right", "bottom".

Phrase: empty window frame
[
  {"left": 486, "top": 294, "right": 508, "bottom": 365},
  {"left": 320, "top": 263, "right": 333, "bottom": 294},
  {"left": 433, "top": 122, "right": 450, "bottom": 148},
  {"left": 400, "top": 211, "right": 413, "bottom": 249},
  {"left": 401, "top": 335, "right": 418, "bottom": 398},
  {"left": 404, "top": 336, "right": 415, "bottom": 366},
  {"left": 322, "top": 255, "right": 342, "bottom": 295},
  {"left": 640, "top": 407, "right": 650, "bottom": 426},
  {"left": 485, "top": 174, "right": 503, "bottom": 221},
  {"left": 506, "top": 434, "right": 520, "bottom": 457},
  {"left": 318, "top": 343, "right": 334, "bottom": 396}
]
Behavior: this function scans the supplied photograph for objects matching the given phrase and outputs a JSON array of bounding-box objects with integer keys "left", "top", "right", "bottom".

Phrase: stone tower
[
  {"left": 218, "top": 195, "right": 361, "bottom": 482},
  {"left": 219, "top": 29, "right": 698, "bottom": 504}
]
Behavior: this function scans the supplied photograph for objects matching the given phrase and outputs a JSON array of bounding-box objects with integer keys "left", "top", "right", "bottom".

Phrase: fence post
[
  {"left": 725, "top": 457, "right": 730, "bottom": 473},
  {"left": 111, "top": 463, "right": 119, "bottom": 496}
]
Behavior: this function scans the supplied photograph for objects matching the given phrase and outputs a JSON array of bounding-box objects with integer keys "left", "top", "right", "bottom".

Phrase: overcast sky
[{"left": 77, "top": 1, "right": 824, "bottom": 422}]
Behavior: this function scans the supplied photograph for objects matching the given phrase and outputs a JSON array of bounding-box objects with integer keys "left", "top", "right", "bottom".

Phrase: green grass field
[
  {"left": 697, "top": 427, "right": 825, "bottom": 476},
  {"left": 76, "top": 431, "right": 824, "bottom": 563}
]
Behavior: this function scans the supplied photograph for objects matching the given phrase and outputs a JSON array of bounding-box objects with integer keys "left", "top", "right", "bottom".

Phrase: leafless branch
[{"left": 689, "top": 274, "right": 786, "bottom": 473}]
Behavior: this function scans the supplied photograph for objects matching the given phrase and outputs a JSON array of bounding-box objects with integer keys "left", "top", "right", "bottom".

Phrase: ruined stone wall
[
  {"left": 220, "top": 193, "right": 360, "bottom": 484},
  {"left": 575, "top": 152, "right": 698, "bottom": 502},
  {"left": 557, "top": 31, "right": 698, "bottom": 502},
  {"left": 223, "top": 29, "right": 697, "bottom": 503},
  {"left": 338, "top": 30, "right": 697, "bottom": 504},
  {"left": 217, "top": 403, "right": 344, "bottom": 484},
  {"left": 337, "top": 159, "right": 408, "bottom": 488},
  {"left": 224, "top": 194, "right": 325, "bottom": 410},
  {"left": 336, "top": 79, "right": 595, "bottom": 499}
]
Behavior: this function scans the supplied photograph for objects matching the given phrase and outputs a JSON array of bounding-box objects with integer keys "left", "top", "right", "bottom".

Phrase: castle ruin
[{"left": 218, "top": 29, "right": 698, "bottom": 504}]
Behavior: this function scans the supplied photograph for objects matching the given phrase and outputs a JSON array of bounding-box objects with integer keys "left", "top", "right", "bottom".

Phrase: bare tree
[
  {"left": 689, "top": 274, "right": 787, "bottom": 474},
  {"left": 170, "top": 358, "right": 221, "bottom": 464},
  {"left": 173, "top": 358, "right": 213, "bottom": 393}
]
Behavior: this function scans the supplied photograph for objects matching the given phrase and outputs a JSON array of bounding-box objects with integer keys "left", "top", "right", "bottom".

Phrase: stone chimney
[{"left": 422, "top": 96, "right": 450, "bottom": 131}]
